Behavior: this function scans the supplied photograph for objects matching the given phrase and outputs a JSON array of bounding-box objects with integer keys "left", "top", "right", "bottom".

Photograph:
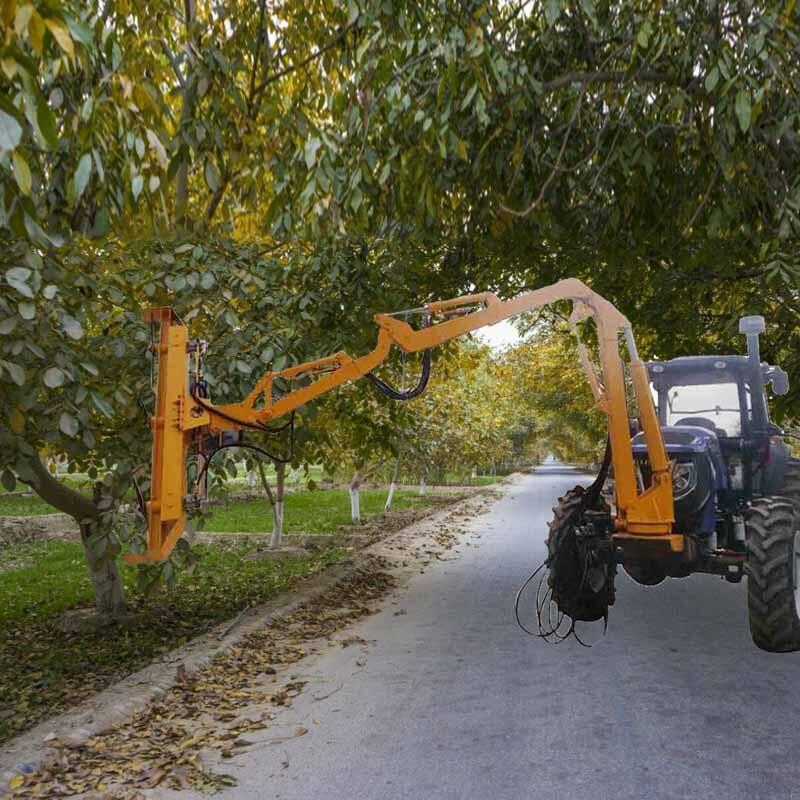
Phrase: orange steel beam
[
  {"left": 127, "top": 308, "right": 190, "bottom": 564},
  {"left": 128, "top": 278, "right": 675, "bottom": 563}
]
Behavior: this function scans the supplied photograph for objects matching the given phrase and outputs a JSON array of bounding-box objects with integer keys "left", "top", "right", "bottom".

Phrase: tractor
[
  {"left": 629, "top": 317, "right": 798, "bottom": 649},
  {"left": 130, "top": 280, "right": 799, "bottom": 652}
]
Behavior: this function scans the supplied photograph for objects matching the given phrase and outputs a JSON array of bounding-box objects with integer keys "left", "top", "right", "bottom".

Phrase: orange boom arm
[{"left": 128, "top": 278, "right": 675, "bottom": 563}]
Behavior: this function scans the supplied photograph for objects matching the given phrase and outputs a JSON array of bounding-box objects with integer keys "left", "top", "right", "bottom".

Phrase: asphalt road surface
[{"left": 204, "top": 468, "right": 800, "bottom": 800}]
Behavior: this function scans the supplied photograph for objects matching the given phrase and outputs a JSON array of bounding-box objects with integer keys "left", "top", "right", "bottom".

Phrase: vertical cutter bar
[{"left": 126, "top": 309, "right": 189, "bottom": 564}]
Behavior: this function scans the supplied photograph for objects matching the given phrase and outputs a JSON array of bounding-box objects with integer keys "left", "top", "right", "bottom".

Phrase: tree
[
  {"left": 4, "top": 0, "right": 800, "bottom": 615},
  {"left": 269, "top": 1, "right": 800, "bottom": 409},
  {"left": 500, "top": 326, "right": 607, "bottom": 465},
  {"left": 309, "top": 379, "right": 413, "bottom": 521},
  {"left": 396, "top": 340, "right": 532, "bottom": 481}
]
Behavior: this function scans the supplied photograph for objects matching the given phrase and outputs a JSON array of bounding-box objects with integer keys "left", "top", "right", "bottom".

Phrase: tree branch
[
  {"left": 174, "top": 0, "right": 198, "bottom": 225},
  {"left": 541, "top": 69, "right": 704, "bottom": 96},
  {"left": 251, "top": 22, "right": 355, "bottom": 101},
  {"left": 500, "top": 89, "right": 585, "bottom": 218},
  {"left": 247, "top": 0, "right": 269, "bottom": 112},
  {"left": 257, "top": 460, "right": 276, "bottom": 507},
  {"left": 22, "top": 455, "right": 99, "bottom": 521},
  {"left": 205, "top": 171, "right": 231, "bottom": 223},
  {"left": 682, "top": 166, "right": 721, "bottom": 236},
  {"left": 160, "top": 38, "right": 186, "bottom": 89}
]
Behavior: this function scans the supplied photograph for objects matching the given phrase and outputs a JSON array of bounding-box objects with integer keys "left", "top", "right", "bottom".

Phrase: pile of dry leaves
[{"left": 8, "top": 559, "right": 396, "bottom": 798}]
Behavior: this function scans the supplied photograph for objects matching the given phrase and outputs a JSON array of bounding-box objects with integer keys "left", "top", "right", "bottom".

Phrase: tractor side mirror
[{"left": 767, "top": 367, "right": 790, "bottom": 396}]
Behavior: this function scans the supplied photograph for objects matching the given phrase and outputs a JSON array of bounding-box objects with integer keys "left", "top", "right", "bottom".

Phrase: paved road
[{"left": 213, "top": 469, "right": 800, "bottom": 800}]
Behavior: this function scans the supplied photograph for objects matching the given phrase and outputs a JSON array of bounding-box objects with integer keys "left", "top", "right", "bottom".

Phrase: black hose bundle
[
  {"left": 365, "top": 349, "right": 432, "bottom": 401},
  {"left": 515, "top": 438, "right": 615, "bottom": 646}
]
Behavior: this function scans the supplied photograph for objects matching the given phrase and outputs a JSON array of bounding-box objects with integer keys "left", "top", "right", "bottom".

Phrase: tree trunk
[
  {"left": 80, "top": 521, "right": 127, "bottom": 616},
  {"left": 270, "top": 462, "right": 286, "bottom": 549},
  {"left": 349, "top": 467, "right": 364, "bottom": 522},
  {"left": 23, "top": 455, "right": 127, "bottom": 615},
  {"left": 385, "top": 457, "right": 401, "bottom": 511},
  {"left": 257, "top": 460, "right": 286, "bottom": 549},
  {"left": 174, "top": 0, "right": 198, "bottom": 225},
  {"left": 418, "top": 474, "right": 426, "bottom": 495}
]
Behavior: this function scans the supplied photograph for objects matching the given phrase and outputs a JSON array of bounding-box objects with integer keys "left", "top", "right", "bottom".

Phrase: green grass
[
  {"left": 0, "top": 494, "right": 61, "bottom": 516},
  {"left": 0, "top": 542, "right": 94, "bottom": 622},
  {"left": 204, "top": 488, "right": 437, "bottom": 533},
  {"left": 468, "top": 475, "right": 502, "bottom": 486},
  {"left": 0, "top": 466, "right": 333, "bottom": 516},
  {"left": 0, "top": 466, "right": 495, "bottom": 519},
  {"left": 0, "top": 538, "right": 346, "bottom": 743},
  {"left": 423, "top": 472, "right": 503, "bottom": 487}
]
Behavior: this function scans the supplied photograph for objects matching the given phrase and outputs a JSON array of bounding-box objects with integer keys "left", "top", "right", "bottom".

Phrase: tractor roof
[{"left": 646, "top": 356, "right": 754, "bottom": 385}]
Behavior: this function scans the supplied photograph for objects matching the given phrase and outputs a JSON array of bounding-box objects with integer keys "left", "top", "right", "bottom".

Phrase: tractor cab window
[{"left": 656, "top": 381, "right": 745, "bottom": 437}]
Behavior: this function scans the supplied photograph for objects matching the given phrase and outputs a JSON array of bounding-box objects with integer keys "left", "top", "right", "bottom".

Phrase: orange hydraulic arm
[{"left": 128, "top": 278, "right": 676, "bottom": 563}]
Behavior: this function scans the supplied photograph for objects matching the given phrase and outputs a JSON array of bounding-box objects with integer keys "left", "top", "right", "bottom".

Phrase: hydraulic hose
[{"left": 365, "top": 349, "right": 432, "bottom": 400}]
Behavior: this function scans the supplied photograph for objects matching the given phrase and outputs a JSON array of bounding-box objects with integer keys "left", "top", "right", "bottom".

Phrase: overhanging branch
[
  {"left": 22, "top": 455, "right": 99, "bottom": 521},
  {"left": 541, "top": 69, "right": 703, "bottom": 96}
]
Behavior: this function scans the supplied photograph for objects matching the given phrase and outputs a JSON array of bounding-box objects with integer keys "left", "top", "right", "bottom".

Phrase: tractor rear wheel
[
  {"left": 546, "top": 485, "right": 614, "bottom": 623},
  {"left": 744, "top": 496, "right": 800, "bottom": 653}
]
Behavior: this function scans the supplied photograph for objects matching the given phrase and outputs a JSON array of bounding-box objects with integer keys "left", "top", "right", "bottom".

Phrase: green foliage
[
  {"left": 500, "top": 328, "right": 606, "bottom": 464},
  {"left": 402, "top": 340, "right": 524, "bottom": 475}
]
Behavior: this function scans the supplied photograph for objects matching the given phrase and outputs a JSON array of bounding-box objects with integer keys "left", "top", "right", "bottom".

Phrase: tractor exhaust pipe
[{"left": 739, "top": 315, "right": 765, "bottom": 366}]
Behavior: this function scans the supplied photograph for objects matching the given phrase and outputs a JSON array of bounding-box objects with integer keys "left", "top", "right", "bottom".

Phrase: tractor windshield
[{"left": 651, "top": 380, "right": 749, "bottom": 437}]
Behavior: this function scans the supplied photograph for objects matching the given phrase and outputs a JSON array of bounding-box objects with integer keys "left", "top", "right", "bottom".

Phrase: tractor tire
[
  {"left": 546, "top": 485, "right": 614, "bottom": 623},
  {"left": 744, "top": 496, "right": 800, "bottom": 653},
  {"left": 779, "top": 457, "right": 800, "bottom": 508}
]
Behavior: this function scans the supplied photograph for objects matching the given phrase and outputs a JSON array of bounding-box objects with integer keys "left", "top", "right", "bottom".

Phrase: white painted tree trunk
[
  {"left": 419, "top": 478, "right": 426, "bottom": 495},
  {"left": 247, "top": 470, "right": 257, "bottom": 489},
  {"left": 349, "top": 467, "right": 365, "bottom": 522},
  {"left": 81, "top": 522, "right": 127, "bottom": 616},
  {"left": 25, "top": 456, "right": 127, "bottom": 616},
  {"left": 270, "top": 500, "right": 284, "bottom": 549},
  {"left": 349, "top": 487, "right": 361, "bottom": 522},
  {"left": 257, "top": 460, "right": 286, "bottom": 549},
  {"left": 385, "top": 458, "right": 401, "bottom": 511}
]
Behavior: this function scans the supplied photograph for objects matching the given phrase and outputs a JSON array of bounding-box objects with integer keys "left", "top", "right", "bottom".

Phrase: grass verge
[
  {"left": 204, "top": 488, "right": 438, "bottom": 533},
  {"left": 0, "top": 486, "right": 464, "bottom": 743},
  {"left": 0, "top": 540, "right": 346, "bottom": 744},
  {"left": 0, "top": 495, "right": 62, "bottom": 516}
]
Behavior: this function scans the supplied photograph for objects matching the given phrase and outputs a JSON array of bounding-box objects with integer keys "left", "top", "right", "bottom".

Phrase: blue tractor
[{"left": 628, "top": 316, "right": 798, "bottom": 651}]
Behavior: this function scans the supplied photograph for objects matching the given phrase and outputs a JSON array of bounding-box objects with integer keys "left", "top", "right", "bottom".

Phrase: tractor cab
[{"left": 633, "top": 317, "right": 792, "bottom": 542}]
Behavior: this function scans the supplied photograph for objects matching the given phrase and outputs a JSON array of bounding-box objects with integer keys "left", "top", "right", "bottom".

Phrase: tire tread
[{"left": 745, "top": 496, "right": 800, "bottom": 653}]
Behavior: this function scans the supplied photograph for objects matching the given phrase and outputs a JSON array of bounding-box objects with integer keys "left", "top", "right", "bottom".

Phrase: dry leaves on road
[{"left": 8, "top": 559, "right": 396, "bottom": 798}]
